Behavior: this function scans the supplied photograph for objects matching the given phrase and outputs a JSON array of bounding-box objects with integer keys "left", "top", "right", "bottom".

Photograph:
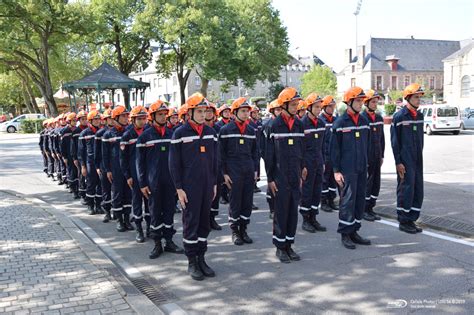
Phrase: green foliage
[
  {"left": 385, "top": 104, "right": 397, "bottom": 116},
  {"left": 268, "top": 83, "right": 286, "bottom": 101},
  {"left": 301, "top": 65, "right": 337, "bottom": 97},
  {"left": 21, "top": 119, "right": 45, "bottom": 134},
  {"left": 387, "top": 90, "right": 403, "bottom": 103}
]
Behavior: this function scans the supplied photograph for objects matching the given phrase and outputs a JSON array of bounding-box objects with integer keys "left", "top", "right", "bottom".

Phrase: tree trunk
[
  {"left": 20, "top": 82, "right": 34, "bottom": 113},
  {"left": 200, "top": 77, "right": 209, "bottom": 97},
  {"left": 121, "top": 88, "right": 130, "bottom": 110},
  {"left": 26, "top": 84, "right": 40, "bottom": 113}
]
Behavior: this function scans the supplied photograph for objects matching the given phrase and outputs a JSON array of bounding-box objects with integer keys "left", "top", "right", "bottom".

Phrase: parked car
[
  {"left": 419, "top": 104, "right": 462, "bottom": 135},
  {"left": 461, "top": 110, "right": 474, "bottom": 129},
  {"left": 0, "top": 113, "right": 45, "bottom": 133}
]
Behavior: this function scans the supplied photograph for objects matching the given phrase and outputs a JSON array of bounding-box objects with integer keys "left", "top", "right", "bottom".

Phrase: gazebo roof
[{"left": 63, "top": 62, "right": 150, "bottom": 91}]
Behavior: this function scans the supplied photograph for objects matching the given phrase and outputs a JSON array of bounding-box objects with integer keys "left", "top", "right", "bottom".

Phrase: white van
[
  {"left": 0, "top": 113, "right": 45, "bottom": 133},
  {"left": 419, "top": 104, "right": 462, "bottom": 135}
]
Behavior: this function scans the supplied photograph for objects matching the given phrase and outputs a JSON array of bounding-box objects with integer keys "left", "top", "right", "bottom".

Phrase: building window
[
  {"left": 430, "top": 76, "right": 435, "bottom": 90},
  {"left": 376, "top": 76, "right": 382, "bottom": 90},
  {"left": 153, "top": 78, "right": 157, "bottom": 88},
  {"left": 404, "top": 76, "right": 410, "bottom": 87},
  {"left": 351, "top": 65, "right": 355, "bottom": 73},
  {"left": 351, "top": 78, "right": 356, "bottom": 87},
  {"left": 195, "top": 76, "right": 201, "bottom": 87},
  {"left": 173, "top": 76, "right": 177, "bottom": 86},
  {"left": 461, "top": 75, "right": 470, "bottom": 98},
  {"left": 391, "top": 76, "right": 397, "bottom": 90},
  {"left": 117, "top": 94, "right": 120, "bottom": 103}
]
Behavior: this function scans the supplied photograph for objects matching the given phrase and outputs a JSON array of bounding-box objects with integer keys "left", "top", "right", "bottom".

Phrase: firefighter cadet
[
  {"left": 299, "top": 93, "right": 327, "bottom": 233},
  {"left": 330, "top": 87, "right": 372, "bottom": 250},
  {"left": 219, "top": 97, "right": 259, "bottom": 246},
  {"left": 169, "top": 93, "right": 218, "bottom": 281},
  {"left": 61, "top": 113, "right": 80, "bottom": 199},
  {"left": 266, "top": 87, "right": 306, "bottom": 263},
  {"left": 391, "top": 83, "right": 425, "bottom": 234},
  {"left": 73, "top": 110, "right": 89, "bottom": 203},
  {"left": 362, "top": 90, "right": 385, "bottom": 221},
  {"left": 102, "top": 106, "right": 133, "bottom": 232},
  {"left": 137, "top": 101, "right": 184, "bottom": 259},
  {"left": 120, "top": 106, "right": 151, "bottom": 243}
]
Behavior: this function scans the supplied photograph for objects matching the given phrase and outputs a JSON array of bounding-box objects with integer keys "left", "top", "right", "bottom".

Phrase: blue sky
[{"left": 272, "top": 0, "right": 473, "bottom": 72}]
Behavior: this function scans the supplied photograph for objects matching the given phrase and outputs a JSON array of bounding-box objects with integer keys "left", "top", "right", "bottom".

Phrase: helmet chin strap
[
  {"left": 348, "top": 100, "right": 360, "bottom": 114},
  {"left": 283, "top": 103, "right": 294, "bottom": 117},
  {"left": 190, "top": 108, "right": 202, "bottom": 124},
  {"left": 153, "top": 113, "right": 166, "bottom": 126},
  {"left": 406, "top": 96, "right": 419, "bottom": 109},
  {"left": 235, "top": 109, "right": 245, "bottom": 122}
]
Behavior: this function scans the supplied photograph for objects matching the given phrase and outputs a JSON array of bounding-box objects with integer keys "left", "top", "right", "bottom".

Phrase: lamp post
[{"left": 354, "top": 0, "right": 363, "bottom": 50}]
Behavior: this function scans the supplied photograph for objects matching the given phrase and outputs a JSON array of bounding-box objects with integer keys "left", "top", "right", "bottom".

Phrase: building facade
[{"left": 337, "top": 38, "right": 460, "bottom": 102}]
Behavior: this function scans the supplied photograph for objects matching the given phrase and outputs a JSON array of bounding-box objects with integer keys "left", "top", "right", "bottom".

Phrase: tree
[
  {"left": 387, "top": 89, "right": 403, "bottom": 103},
  {"left": 267, "top": 83, "right": 285, "bottom": 101},
  {"left": 0, "top": 0, "right": 91, "bottom": 116},
  {"left": 89, "top": 0, "right": 152, "bottom": 108},
  {"left": 300, "top": 65, "right": 337, "bottom": 97},
  {"left": 0, "top": 72, "right": 26, "bottom": 115}
]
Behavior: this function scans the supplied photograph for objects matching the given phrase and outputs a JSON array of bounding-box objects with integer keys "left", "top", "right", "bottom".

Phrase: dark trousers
[
  {"left": 130, "top": 177, "right": 150, "bottom": 223},
  {"left": 322, "top": 161, "right": 337, "bottom": 201},
  {"left": 86, "top": 163, "right": 102, "bottom": 207},
  {"left": 99, "top": 170, "right": 111, "bottom": 211},
  {"left": 66, "top": 161, "right": 78, "bottom": 192},
  {"left": 148, "top": 182, "right": 176, "bottom": 241},
  {"left": 272, "top": 177, "right": 300, "bottom": 249},
  {"left": 110, "top": 171, "right": 131, "bottom": 216},
  {"left": 300, "top": 166, "right": 323, "bottom": 216},
  {"left": 227, "top": 167, "right": 254, "bottom": 229},
  {"left": 396, "top": 160, "right": 423, "bottom": 223},
  {"left": 337, "top": 172, "right": 367, "bottom": 234},
  {"left": 365, "top": 159, "right": 381, "bottom": 210}
]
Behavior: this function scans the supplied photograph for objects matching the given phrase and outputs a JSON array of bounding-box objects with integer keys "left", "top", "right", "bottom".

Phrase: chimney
[
  {"left": 345, "top": 48, "right": 353, "bottom": 63},
  {"left": 361, "top": 45, "right": 366, "bottom": 67}
]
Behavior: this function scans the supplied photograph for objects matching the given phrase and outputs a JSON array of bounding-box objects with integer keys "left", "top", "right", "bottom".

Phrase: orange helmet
[
  {"left": 66, "top": 112, "right": 77, "bottom": 122},
  {"left": 267, "top": 99, "right": 280, "bottom": 111},
  {"left": 250, "top": 105, "right": 260, "bottom": 113},
  {"left": 87, "top": 110, "right": 101, "bottom": 121},
  {"left": 343, "top": 87, "right": 366, "bottom": 104},
  {"left": 231, "top": 97, "right": 251, "bottom": 113},
  {"left": 167, "top": 107, "right": 179, "bottom": 118},
  {"left": 217, "top": 104, "right": 231, "bottom": 116},
  {"left": 403, "top": 83, "right": 424, "bottom": 100},
  {"left": 130, "top": 106, "right": 148, "bottom": 118},
  {"left": 42, "top": 119, "right": 48, "bottom": 127},
  {"left": 148, "top": 100, "right": 169, "bottom": 115},
  {"left": 111, "top": 106, "right": 129, "bottom": 119},
  {"left": 297, "top": 100, "right": 307, "bottom": 111},
  {"left": 178, "top": 104, "right": 188, "bottom": 120},
  {"left": 102, "top": 108, "right": 112, "bottom": 118},
  {"left": 321, "top": 96, "right": 336, "bottom": 108},
  {"left": 305, "top": 93, "right": 323, "bottom": 107},
  {"left": 186, "top": 92, "right": 209, "bottom": 109},
  {"left": 76, "top": 110, "right": 88, "bottom": 119},
  {"left": 277, "top": 87, "right": 302, "bottom": 106},
  {"left": 364, "top": 89, "right": 382, "bottom": 103}
]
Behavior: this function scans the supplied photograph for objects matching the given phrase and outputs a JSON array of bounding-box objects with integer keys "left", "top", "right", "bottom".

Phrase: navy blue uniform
[
  {"left": 60, "top": 125, "right": 79, "bottom": 193},
  {"left": 249, "top": 118, "right": 263, "bottom": 177},
  {"left": 169, "top": 123, "right": 218, "bottom": 258},
  {"left": 300, "top": 115, "right": 326, "bottom": 215},
  {"left": 330, "top": 112, "right": 370, "bottom": 234},
  {"left": 215, "top": 119, "right": 231, "bottom": 204},
  {"left": 361, "top": 111, "right": 385, "bottom": 211},
  {"left": 102, "top": 126, "right": 132, "bottom": 216},
  {"left": 218, "top": 121, "right": 258, "bottom": 228},
  {"left": 390, "top": 106, "right": 424, "bottom": 223},
  {"left": 80, "top": 126, "right": 102, "bottom": 208},
  {"left": 72, "top": 125, "right": 88, "bottom": 198},
  {"left": 261, "top": 118, "right": 276, "bottom": 214},
  {"left": 265, "top": 115, "right": 305, "bottom": 249},
  {"left": 210, "top": 122, "right": 223, "bottom": 215},
  {"left": 43, "top": 129, "right": 55, "bottom": 176},
  {"left": 39, "top": 129, "right": 48, "bottom": 173},
  {"left": 136, "top": 125, "right": 175, "bottom": 240},
  {"left": 319, "top": 113, "right": 338, "bottom": 202},
  {"left": 120, "top": 127, "right": 150, "bottom": 225},
  {"left": 94, "top": 127, "right": 111, "bottom": 212}
]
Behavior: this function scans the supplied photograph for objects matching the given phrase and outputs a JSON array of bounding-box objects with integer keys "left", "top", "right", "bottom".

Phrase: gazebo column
[{"left": 111, "top": 89, "right": 115, "bottom": 109}]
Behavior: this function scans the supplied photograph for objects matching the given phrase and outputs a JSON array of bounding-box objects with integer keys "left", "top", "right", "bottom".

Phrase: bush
[
  {"left": 384, "top": 104, "right": 397, "bottom": 116},
  {"left": 21, "top": 119, "right": 45, "bottom": 134}
]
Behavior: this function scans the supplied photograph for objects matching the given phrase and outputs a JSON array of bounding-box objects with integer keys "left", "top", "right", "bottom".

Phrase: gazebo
[{"left": 62, "top": 62, "right": 150, "bottom": 111}]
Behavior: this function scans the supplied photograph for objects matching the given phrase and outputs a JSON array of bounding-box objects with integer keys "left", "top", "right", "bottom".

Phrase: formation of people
[{"left": 38, "top": 83, "right": 426, "bottom": 280}]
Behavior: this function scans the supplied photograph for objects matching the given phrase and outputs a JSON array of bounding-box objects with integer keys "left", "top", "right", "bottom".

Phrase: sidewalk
[{"left": 0, "top": 191, "right": 136, "bottom": 315}]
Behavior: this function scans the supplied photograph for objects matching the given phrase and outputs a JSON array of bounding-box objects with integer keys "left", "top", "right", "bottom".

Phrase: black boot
[
  {"left": 240, "top": 224, "right": 253, "bottom": 244},
  {"left": 399, "top": 222, "right": 417, "bottom": 234},
  {"left": 210, "top": 215, "right": 222, "bottom": 231},
  {"left": 116, "top": 214, "right": 126, "bottom": 232},
  {"left": 328, "top": 198, "right": 339, "bottom": 211},
  {"left": 95, "top": 203, "right": 104, "bottom": 214},
  {"left": 103, "top": 209, "right": 111, "bottom": 223},
  {"left": 111, "top": 211, "right": 116, "bottom": 221},
  {"left": 87, "top": 204, "right": 95, "bottom": 215},
  {"left": 149, "top": 240, "right": 163, "bottom": 259},
  {"left": 350, "top": 232, "right": 371, "bottom": 245},
  {"left": 368, "top": 208, "right": 381, "bottom": 220},
  {"left": 253, "top": 183, "right": 261, "bottom": 193},
  {"left": 123, "top": 213, "right": 134, "bottom": 231},
  {"left": 269, "top": 212, "right": 274, "bottom": 220},
  {"left": 145, "top": 221, "right": 151, "bottom": 238},
  {"left": 164, "top": 239, "right": 184, "bottom": 253},
  {"left": 73, "top": 192, "right": 80, "bottom": 199},
  {"left": 311, "top": 214, "right": 327, "bottom": 232},
  {"left": 341, "top": 234, "right": 356, "bottom": 249},
  {"left": 197, "top": 254, "right": 215, "bottom": 277},
  {"left": 409, "top": 221, "right": 423, "bottom": 233},
  {"left": 187, "top": 256, "right": 205, "bottom": 281},
  {"left": 80, "top": 198, "right": 88, "bottom": 206},
  {"left": 135, "top": 224, "right": 145, "bottom": 243},
  {"left": 363, "top": 210, "right": 375, "bottom": 222},
  {"left": 320, "top": 200, "right": 333, "bottom": 212},
  {"left": 231, "top": 226, "right": 244, "bottom": 246},
  {"left": 301, "top": 214, "right": 316, "bottom": 233},
  {"left": 286, "top": 245, "right": 300, "bottom": 261},
  {"left": 276, "top": 248, "right": 291, "bottom": 263}
]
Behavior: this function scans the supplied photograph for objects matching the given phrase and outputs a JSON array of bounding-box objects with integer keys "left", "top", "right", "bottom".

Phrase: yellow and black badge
[
  {"left": 314, "top": 133, "right": 319, "bottom": 139},
  {"left": 355, "top": 132, "right": 360, "bottom": 138},
  {"left": 288, "top": 138, "right": 294, "bottom": 145},
  {"left": 239, "top": 138, "right": 244, "bottom": 145},
  {"left": 413, "top": 125, "right": 417, "bottom": 131},
  {"left": 161, "top": 146, "right": 166, "bottom": 152}
]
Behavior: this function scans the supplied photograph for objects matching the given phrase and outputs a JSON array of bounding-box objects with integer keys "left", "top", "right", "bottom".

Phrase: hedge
[{"left": 21, "top": 119, "right": 46, "bottom": 134}]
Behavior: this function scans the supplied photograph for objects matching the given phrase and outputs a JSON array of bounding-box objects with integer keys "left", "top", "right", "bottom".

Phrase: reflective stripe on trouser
[
  {"left": 66, "top": 161, "right": 78, "bottom": 192},
  {"left": 365, "top": 159, "right": 381, "bottom": 210},
  {"left": 227, "top": 167, "right": 254, "bottom": 228},
  {"left": 300, "top": 166, "right": 323, "bottom": 216},
  {"left": 338, "top": 172, "right": 366, "bottom": 234},
  {"left": 99, "top": 170, "right": 111, "bottom": 210},
  {"left": 148, "top": 183, "right": 176, "bottom": 240},
  {"left": 272, "top": 181, "right": 300, "bottom": 249},
  {"left": 77, "top": 165, "right": 87, "bottom": 197},
  {"left": 396, "top": 162, "right": 423, "bottom": 223},
  {"left": 85, "top": 163, "right": 102, "bottom": 206},
  {"left": 131, "top": 179, "right": 149, "bottom": 223},
  {"left": 182, "top": 181, "right": 213, "bottom": 258},
  {"left": 110, "top": 172, "right": 131, "bottom": 215},
  {"left": 322, "top": 161, "right": 337, "bottom": 200}
]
